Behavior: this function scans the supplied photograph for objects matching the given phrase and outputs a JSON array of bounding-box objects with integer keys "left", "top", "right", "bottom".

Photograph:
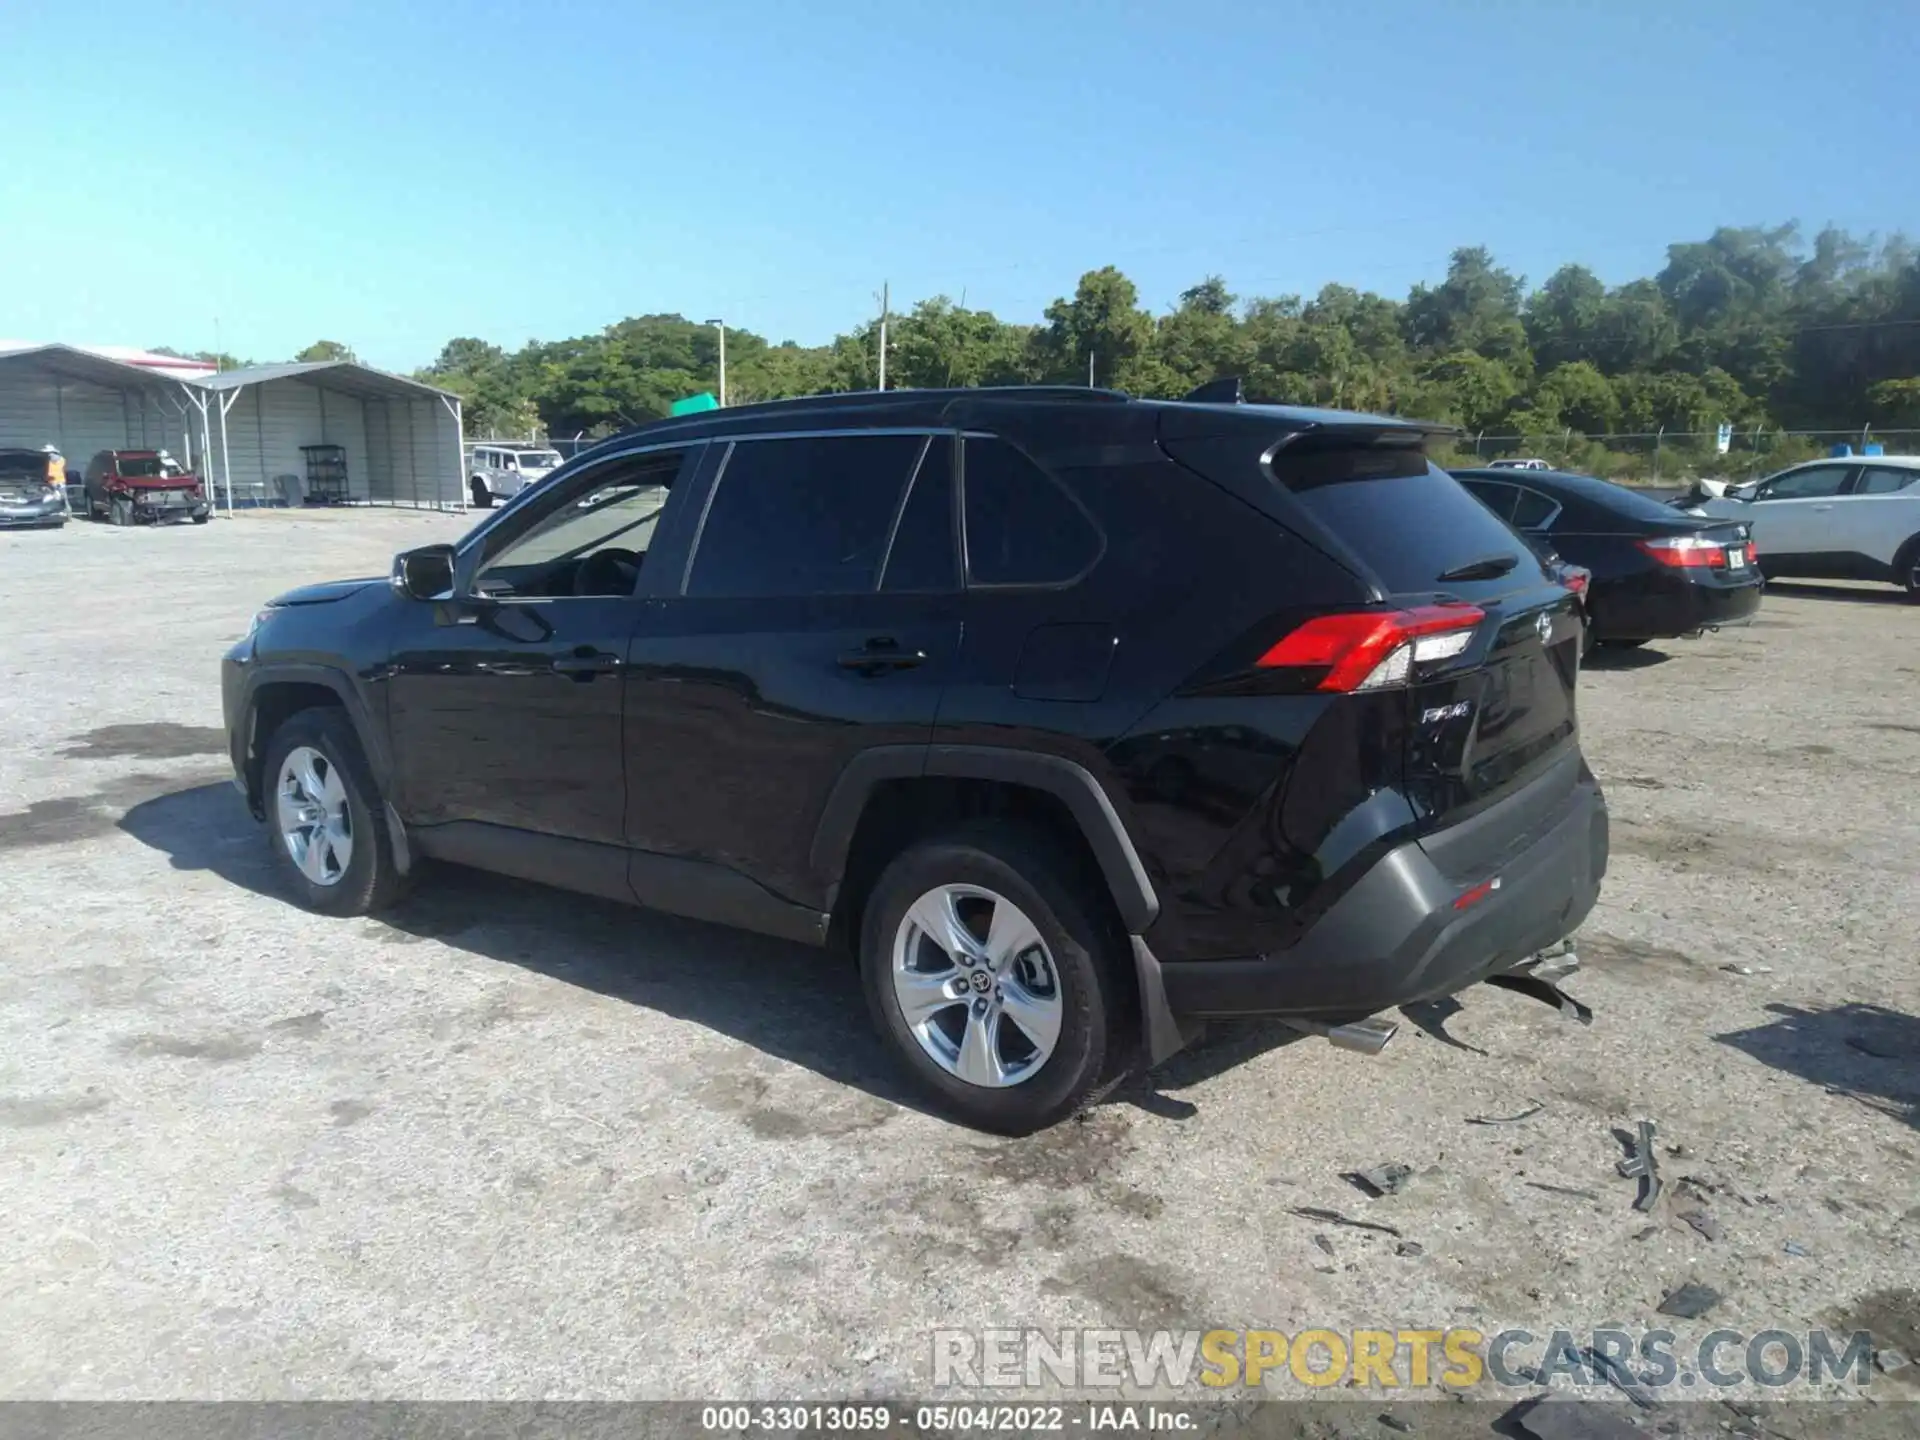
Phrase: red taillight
[
  {"left": 1257, "top": 604, "right": 1485, "bottom": 693},
  {"left": 1563, "top": 569, "right": 1590, "bottom": 595},
  {"left": 1639, "top": 535, "right": 1726, "bottom": 569}
]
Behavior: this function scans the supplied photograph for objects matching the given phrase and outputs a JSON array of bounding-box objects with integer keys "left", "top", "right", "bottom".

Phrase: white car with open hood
[{"left": 1686, "top": 454, "right": 1920, "bottom": 601}]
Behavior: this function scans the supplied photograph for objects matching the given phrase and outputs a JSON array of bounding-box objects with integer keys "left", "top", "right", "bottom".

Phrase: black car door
[
  {"left": 383, "top": 443, "right": 704, "bottom": 853},
  {"left": 621, "top": 430, "right": 962, "bottom": 920}
]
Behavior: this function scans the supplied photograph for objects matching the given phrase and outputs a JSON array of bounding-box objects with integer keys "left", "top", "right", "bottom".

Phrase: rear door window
[
  {"left": 963, "top": 437, "right": 1102, "bottom": 586},
  {"left": 1854, "top": 466, "right": 1918, "bottom": 495},
  {"left": 881, "top": 434, "right": 958, "bottom": 593},
  {"left": 1280, "top": 451, "right": 1533, "bottom": 596},
  {"left": 687, "top": 433, "right": 924, "bottom": 598}
]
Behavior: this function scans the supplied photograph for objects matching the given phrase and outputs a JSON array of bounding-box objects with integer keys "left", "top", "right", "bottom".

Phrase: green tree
[
  {"left": 294, "top": 340, "right": 355, "bottom": 363},
  {"left": 1038, "top": 267, "right": 1155, "bottom": 386},
  {"left": 1405, "top": 247, "right": 1531, "bottom": 374},
  {"left": 1534, "top": 362, "right": 1620, "bottom": 435}
]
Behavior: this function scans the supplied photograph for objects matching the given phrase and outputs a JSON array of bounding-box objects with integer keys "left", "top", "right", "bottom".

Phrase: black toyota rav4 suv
[{"left": 223, "top": 385, "right": 1608, "bottom": 1132}]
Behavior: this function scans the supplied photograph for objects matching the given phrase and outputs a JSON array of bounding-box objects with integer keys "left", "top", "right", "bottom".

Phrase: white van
[{"left": 468, "top": 444, "right": 564, "bottom": 507}]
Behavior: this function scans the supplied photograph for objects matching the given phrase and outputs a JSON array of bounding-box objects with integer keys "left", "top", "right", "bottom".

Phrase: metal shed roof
[
  {"left": 197, "top": 361, "right": 458, "bottom": 403},
  {"left": 0, "top": 343, "right": 199, "bottom": 392}
]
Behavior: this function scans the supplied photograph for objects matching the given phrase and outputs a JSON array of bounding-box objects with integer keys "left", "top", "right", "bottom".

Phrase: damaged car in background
[
  {"left": 0, "top": 448, "right": 68, "bottom": 529},
  {"left": 83, "top": 449, "right": 212, "bottom": 526}
]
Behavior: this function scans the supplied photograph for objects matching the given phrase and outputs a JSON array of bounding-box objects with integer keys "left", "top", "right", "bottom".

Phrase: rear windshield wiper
[{"left": 1436, "top": 553, "right": 1520, "bottom": 583}]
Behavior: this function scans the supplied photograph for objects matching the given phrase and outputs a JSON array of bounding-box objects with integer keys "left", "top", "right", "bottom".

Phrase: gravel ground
[{"left": 1, "top": 508, "right": 1916, "bottom": 1413}]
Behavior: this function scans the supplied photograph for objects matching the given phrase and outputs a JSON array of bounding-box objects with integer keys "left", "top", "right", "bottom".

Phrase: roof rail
[{"left": 1183, "top": 376, "right": 1244, "bottom": 404}]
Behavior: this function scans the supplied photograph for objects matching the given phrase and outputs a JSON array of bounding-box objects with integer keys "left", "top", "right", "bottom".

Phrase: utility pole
[
  {"left": 1088, "top": 349, "right": 1095, "bottom": 387},
  {"left": 877, "top": 282, "right": 889, "bottom": 391}
]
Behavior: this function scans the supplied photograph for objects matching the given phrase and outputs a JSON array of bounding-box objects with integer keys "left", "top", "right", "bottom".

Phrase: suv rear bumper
[{"left": 1158, "top": 765, "right": 1607, "bottom": 1020}]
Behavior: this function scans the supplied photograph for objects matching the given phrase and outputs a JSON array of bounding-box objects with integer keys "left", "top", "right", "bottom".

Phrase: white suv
[
  {"left": 468, "top": 445, "right": 564, "bottom": 508},
  {"left": 1694, "top": 454, "right": 1920, "bottom": 600}
]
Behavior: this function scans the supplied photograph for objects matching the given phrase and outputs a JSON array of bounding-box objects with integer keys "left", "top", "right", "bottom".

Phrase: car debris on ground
[
  {"left": 1614, "top": 1120, "right": 1663, "bottom": 1211},
  {"left": 1466, "top": 1100, "right": 1546, "bottom": 1125},
  {"left": 1655, "top": 1281, "right": 1723, "bottom": 1319},
  {"left": 1348, "top": 1162, "right": 1414, "bottom": 1197}
]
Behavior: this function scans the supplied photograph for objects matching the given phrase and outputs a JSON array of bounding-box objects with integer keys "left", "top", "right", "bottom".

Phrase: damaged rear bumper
[{"left": 1158, "top": 761, "right": 1608, "bottom": 1025}]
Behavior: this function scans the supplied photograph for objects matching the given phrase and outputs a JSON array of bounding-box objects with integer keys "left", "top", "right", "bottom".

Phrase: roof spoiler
[{"left": 1183, "top": 376, "right": 1244, "bottom": 405}]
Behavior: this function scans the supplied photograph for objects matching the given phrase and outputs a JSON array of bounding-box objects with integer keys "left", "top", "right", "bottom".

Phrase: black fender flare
[
  {"left": 809, "top": 743, "right": 1160, "bottom": 934},
  {"left": 235, "top": 663, "right": 402, "bottom": 849},
  {"left": 1893, "top": 531, "right": 1920, "bottom": 589}
]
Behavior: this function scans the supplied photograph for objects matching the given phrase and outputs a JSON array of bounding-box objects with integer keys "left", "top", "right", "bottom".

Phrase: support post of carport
[
  {"left": 439, "top": 393, "right": 465, "bottom": 511},
  {"left": 216, "top": 384, "right": 246, "bottom": 513}
]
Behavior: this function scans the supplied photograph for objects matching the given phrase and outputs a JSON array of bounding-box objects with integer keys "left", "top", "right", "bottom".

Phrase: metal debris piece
[
  {"left": 1378, "top": 1415, "right": 1415, "bottom": 1434},
  {"left": 1615, "top": 1120, "right": 1663, "bottom": 1212},
  {"left": 1719, "top": 963, "right": 1771, "bottom": 976},
  {"left": 1468, "top": 1101, "right": 1547, "bottom": 1126},
  {"left": 1488, "top": 971, "right": 1595, "bottom": 1024},
  {"left": 1656, "top": 1281, "right": 1723, "bottom": 1319},
  {"left": 1876, "top": 1348, "right": 1910, "bottom": 1374},
  {"left": 1632, "top": 1225, "right": 1660, "bottom": 1241},
  {"left": 1527, "top": 1181, "right": 1603, "bottom": 1201},
  {"left": 1512, "top": 1395, "right": 1657, "bottom": 1440},
  {"left": 1313, "top": 1233, "right": 1336, "bottom": 1256},
  {"left": 1577, "top": 1347, "right": 1659, "bottom": 1409},
  {"left": 1679, "top": 1209, "right": 1724, "bottom": 1242},
  {"left": 1783, "top": 1241, "right": 1808, "bottom": 1257},
  {"left": 1289, "top": 1205, "right": 1403, "bottom": 1238},
  {"left": 1395, "top": 1240, "right": 1425, "bottom": 1257},
  {"left": 1350, "top": 1162, "right": 1414, "bottom": 1197}
]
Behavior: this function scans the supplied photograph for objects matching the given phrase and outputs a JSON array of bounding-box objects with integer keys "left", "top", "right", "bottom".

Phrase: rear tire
[
  {"left": 859, "top": 821, "right": 1132, "bottom": 1135},
  {"left": 260, "top": 706, "right": 410, "bottom": 917},
  {"left": 1897, "top": 537, "right": 1920, "bottom": 603}
]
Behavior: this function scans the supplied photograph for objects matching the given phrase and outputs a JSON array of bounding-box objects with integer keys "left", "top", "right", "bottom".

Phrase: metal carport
[
  {"left": 0, "top": 344, "right": 214, "bottom": 499},
  {"left": 198, "top": 361, "right": 465, "bottom": 510}
]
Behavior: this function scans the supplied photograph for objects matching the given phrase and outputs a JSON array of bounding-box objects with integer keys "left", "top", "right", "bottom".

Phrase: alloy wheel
[
  {"left": 891, "top": 884, "right": 1063, "bottom": 1088},
  {"left": 275, "top": 745, "right": 353, "bottom": 886}
]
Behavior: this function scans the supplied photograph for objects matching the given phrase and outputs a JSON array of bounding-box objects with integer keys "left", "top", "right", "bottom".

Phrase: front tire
[
  {"left": 261, "top": 706, "right": 409, "bottom": 917},
  {"left": 859, "top": 822, "right": 1131, "bottom": 1134}
]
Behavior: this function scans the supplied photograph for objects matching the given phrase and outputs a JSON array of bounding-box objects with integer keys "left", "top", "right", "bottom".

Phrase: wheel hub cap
[
  {"left": 275, "top": 745, "right": 353, "bottom": 887},
  {"left": 891, "top": 884, "right": 1063, "bottom": 1089}
]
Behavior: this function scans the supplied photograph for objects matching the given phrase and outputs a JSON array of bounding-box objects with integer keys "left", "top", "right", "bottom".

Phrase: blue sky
[{"left": 6, "top": 0, "right": 1917, "bottom": 372}]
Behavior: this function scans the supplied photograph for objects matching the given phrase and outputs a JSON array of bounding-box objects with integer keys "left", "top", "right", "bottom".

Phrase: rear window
[{"left": 1279, "top": 452, "right": 1531, "bottom": 593}]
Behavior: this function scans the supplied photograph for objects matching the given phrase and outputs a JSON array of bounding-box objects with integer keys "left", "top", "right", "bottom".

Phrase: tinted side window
[
  {"left": 963, "top": 437, "right": 1101, "bottom": 586},
  {"left": 881, "top": 435, "right": 958, "bottom": 593},
  {"left": 1510, "top": 486, "right": 1558, "bottom": 529},
  {"left": 1760, "top": 465, "right": 1850, "bottom": 500},
  {"left": 1856, "top": 466, "right": 1917, "bottom": 495},
  {"left": 688, "top": 434, "right": 923, "bottom": 598}
]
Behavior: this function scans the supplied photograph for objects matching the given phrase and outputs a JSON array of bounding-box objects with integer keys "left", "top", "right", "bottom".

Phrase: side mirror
[{"left": 392, "top": 544, "right": 456, "bottom": 601}]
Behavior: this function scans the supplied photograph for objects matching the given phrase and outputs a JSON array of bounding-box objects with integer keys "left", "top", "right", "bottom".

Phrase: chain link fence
[{"left": 1433, "top": 428, "right": 1920, "bottom": 485}]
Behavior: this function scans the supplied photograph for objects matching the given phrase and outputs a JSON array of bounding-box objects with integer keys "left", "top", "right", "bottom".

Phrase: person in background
[{"left": 41, "top": 445, "right": 71, "bottom": 514}]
